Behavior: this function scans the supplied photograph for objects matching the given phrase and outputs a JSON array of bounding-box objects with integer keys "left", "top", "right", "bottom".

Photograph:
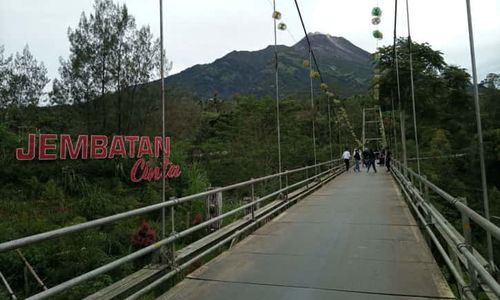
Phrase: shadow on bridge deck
[{"left": 159, "top": 168, "right": 455, "bottom": 300}]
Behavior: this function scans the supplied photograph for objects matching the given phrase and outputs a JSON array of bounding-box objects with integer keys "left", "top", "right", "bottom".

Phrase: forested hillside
[
  {"left": 165, "top": 33, "right": 373, "bottom": 99},
  {"left": 1, "top": 0, "right": 499, "bottom": 299}
]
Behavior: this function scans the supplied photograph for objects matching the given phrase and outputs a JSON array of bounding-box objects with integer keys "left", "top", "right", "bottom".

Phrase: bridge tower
[{"left": 362, "top": 106, "right": 386, "bottom": 150}]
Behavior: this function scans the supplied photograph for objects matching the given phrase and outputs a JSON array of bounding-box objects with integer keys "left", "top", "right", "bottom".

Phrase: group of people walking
[{"left": 342, "top": 147, "right": 392, "bottom": 173}]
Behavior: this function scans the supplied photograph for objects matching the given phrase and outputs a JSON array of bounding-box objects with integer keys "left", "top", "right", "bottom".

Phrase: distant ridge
[{"left": 165, "top": 33, "right": 373, "bottom": 99}]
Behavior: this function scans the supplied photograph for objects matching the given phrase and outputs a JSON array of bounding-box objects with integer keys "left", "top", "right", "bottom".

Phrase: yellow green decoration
[
  {"left": 320, "top": 83, "right": 329, "bottom": 91},
  {"left": 371, "top": 7, "right": 382, "bottom": 17},
  {"left": 278, "top": 23, "right": 287, "bottom": 31},
  {"left": 272, "top": 11, "right": 282, "bottom": 20},
  {"left": 373, "top": 30, "right": 383, "bottom": 40},
  {"left": 310, "top": 70, "right": 320, "bottom": 79},
  {"left": 303, "top": 59, "right": 310, "bottom": 68}
]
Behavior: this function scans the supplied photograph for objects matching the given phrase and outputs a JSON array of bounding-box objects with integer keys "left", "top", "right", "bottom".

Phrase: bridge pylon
[{"left": 362, "top": 106, "right": 386, "bottom": 150}]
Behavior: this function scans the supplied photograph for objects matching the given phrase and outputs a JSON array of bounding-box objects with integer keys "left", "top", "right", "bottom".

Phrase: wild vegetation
[
  {"left": 376, "top": 37, "right": 500, "bottom": 268},
  {"left": 0, "top": 0, "right": 499, "bottom": 299}
]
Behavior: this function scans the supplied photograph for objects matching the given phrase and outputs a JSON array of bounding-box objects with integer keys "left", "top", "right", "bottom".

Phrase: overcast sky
[{"left": 1, "top": 0, "right": 499, "bottom": 84}]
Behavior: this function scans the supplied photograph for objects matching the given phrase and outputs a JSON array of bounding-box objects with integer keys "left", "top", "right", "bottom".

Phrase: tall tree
[
  {"left": 481, "top": 73, "right": 500, "bottom": 89},
  {"left": 377, "top": 38, "right": 446, "bottom": 117},
  {"left": 0, "top": 46, "right": 12, "bottom": 107},
  {"left": 0, "top": 45, "right": 49, "bottom": 107},
  {"left": 53, "top": 0, "right": 169, "bottom": 132}
]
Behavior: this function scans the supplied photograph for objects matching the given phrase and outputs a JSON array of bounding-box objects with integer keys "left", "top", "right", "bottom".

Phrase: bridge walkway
[{"left": 160, "top": 167, "right": 455, "bottom": 300}]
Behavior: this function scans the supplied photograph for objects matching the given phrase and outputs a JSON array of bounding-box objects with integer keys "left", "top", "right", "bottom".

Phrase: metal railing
[
  {"left": 391, "top": 159, "right": 500, "bottom": 300},
  {"left": 0, "top": 159, "right": 344, "bottom": 299}
]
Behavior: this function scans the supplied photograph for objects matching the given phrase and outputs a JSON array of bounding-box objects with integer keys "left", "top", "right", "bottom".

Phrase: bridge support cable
[
  {"left": 465, "top": 0, "right": 494, "bottom": 272},
  {"left": 393, "top": 0, "right": 407, "bottom": 172},
  {"left": 390, "top": 95, "right": 398, "bottom": 157},
  {"left": 273, "top": 0, "right": 283, "bottom": 188},
  {"left": 309, "top": 50, "right": 318, "bottom": 173},
  {"left": 405, "top": 0, "right": 422, "bottom": 181},
  {"left": 159, "top": 0, "right": 168, "bottom": 241},
  {"left": 327, "top": 96, "right": 334, "bottom": 162}
]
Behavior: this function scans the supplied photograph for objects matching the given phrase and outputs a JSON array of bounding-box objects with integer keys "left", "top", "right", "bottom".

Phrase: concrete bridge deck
[{"left": 160, "top": 168, "right": 454, "bottom": 300}]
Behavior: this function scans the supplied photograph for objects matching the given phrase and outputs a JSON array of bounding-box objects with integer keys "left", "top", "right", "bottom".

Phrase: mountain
[{"left": 165, "top": 33, "right": 373, "bottom": 99}]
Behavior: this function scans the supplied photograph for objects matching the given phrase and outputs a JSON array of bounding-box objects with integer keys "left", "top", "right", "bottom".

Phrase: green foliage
[
  {"left": 0, "top": 45, "right": 49, "bottom": 107},
  {"left": 378, "top": 38, "right": 500, "bottom": 267},
  {"left": 430, "top": 129, "right": 451, "bottom": 156},
  {"left": 77, "top": 186, "right": 113, "bottom": 219},
  {"left": 41, "top": 179, "right": 65, "bottom": 205}
]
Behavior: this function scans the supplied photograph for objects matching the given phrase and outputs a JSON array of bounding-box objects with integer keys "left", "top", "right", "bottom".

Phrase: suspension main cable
[
  {"left": 293, "top": 0, "right": 361, "bottom": 149},
  {"left": 393, "top": 0, "right": 403, "bottom": 161},
  {"left": 309, "top": 50, "right": 318, "bottom": 172},
  {"left": 293, "top": 0, "right": 325, "bottom": 85},
  {"left": 395, "top": 0, "right": 408, "bottom": 171}
]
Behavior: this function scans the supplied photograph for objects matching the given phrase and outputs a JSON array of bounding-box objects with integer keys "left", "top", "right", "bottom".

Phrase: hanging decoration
[
  {"left": 371, "top": 4, "right": 383, "bottom": 103},
  {"left": 372, "top": 30, "right": 383, "bottom": 40},
  {"left": 371, "top": 7, "right": 382, "bottom": 17},
  {"left": 272, "top": 11, "right": 282, "bottom": 20},
  {"left": 278, "top": 23, "right": 287, "bottom": 31},
  {"left": 310, "top": 70, "right": 320, "bottom": 79}
]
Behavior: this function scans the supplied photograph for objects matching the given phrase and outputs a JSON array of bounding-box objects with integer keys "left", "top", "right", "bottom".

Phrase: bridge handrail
[
  {"left": 0, "top": 158, "right": 343, "bottom": 299},
  {"left": 0, "top": 159, "right": 341, "bottom": 253},
  {"left": 391, "top": 159, "right": 500, "bottom": 299},
  {"left": 396, "top": 160, "right": 500, "bottom": 241}
]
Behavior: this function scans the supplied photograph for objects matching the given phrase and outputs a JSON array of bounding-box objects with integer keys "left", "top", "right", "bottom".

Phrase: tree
[
  {"left": 481, "top": 73, "right": 500, "bottom": 89},
  {"left": 53, "top": 0, "right": 170, "bottom": 132},
  {"left": 0, "top": 46, "right": 12, "bottom": 106},
  {"left": 0, "top": 45, "right": 49, "bottom": 107},
  {"left": 377, "top": 38, "right": 446, "bottom": 117}
]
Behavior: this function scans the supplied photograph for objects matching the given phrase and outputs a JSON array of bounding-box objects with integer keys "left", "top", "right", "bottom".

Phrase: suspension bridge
[{"left": 1, "top": 0, "right": 499, "bottom": 299}]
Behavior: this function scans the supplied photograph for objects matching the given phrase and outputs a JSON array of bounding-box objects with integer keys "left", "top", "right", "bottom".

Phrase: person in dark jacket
[
  {"left": 385, "top": 147, "right": 392, "bottom": 172},
  {"left": 367, "top": 149, "right": 377, "bottom": 173},
  {"left": 362, "top": 148, "right": 369, "bottom": 168}
]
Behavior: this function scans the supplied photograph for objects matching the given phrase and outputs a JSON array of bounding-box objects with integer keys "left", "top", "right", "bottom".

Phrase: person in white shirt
[{"left": 342, "top": 147, "right": 351, "bottom": 172}]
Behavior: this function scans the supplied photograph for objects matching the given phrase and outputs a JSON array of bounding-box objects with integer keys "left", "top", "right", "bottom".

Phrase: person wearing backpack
[{"left": 367, "top": 148, "right": 377, "bottom": 173}]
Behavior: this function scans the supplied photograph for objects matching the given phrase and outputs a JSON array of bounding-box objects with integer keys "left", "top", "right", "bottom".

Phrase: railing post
[
  {"left": 417, "top": 173, "right": 423, "bottom": 194},
  {"left": 422, "top": 176, "right": 429, "bottom": 203},
  {"left": 459, "top": 197, "right": 479, "bottom": 296},
  {"left": 0, "top": 271, "right": 17, "bottom": 300},
  {"left": 169, "top": 196, "right": 176, "bottom": 265},
  {"left": 207, "top": 188, "right": 223, "bottom": 231},
  {"left": 251, "top": 181, "right": 256, "bottom": 221},
  {"left": 285, "top": 170, "right": 289, "bottom": 201},
  {"left": 422, "top": 175, "right": 433, "bottom": 246},
  {"left": 447, "top": 243, "right": 466, "bottom": 300},
  {"left": 305, "top": 167, "right": 309, "bottom": 189}
]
